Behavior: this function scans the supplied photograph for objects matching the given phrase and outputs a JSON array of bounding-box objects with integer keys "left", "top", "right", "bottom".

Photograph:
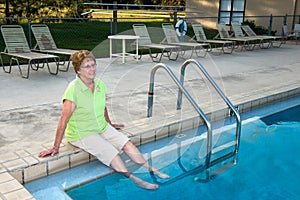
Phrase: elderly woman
[{"left": 38, "top": 50, "right": 169, "bottom": 190}]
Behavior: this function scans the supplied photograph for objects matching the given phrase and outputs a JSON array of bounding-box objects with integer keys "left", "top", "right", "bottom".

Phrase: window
[{"left": 219, "top": 0, "right": 246, "bottom": 24}]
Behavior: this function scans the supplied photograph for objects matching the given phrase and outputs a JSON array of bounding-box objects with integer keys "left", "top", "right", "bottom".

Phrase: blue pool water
[
  {"left": 25, "top": 97, "right": 300, "bottom": 200},
  {"left": 65, "top": 105, "right": 300, "bottom": 200}
]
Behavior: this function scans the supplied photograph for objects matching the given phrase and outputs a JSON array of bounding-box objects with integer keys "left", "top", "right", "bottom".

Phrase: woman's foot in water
[
  {"left": 151, "top": 169, "right": 170, "bottom": 179},
  {"left": 129, "top": 174, "right": 159, "bottom": 190}
]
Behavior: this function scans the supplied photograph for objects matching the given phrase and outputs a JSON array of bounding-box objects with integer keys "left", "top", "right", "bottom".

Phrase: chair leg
[
  {"left": 146, "top": 48, "right": 160, "bottom": 62},
  {"left": 295, "top": 37, "right": 300, "bottom": 45},
  {"left": 179, "top": 48, "right": 187, "bottom": 58},
  {"left": 223, "top": 43, "right": 235, "bottom": 54},
  {"left": 259, "top": 40, "right": 272, "bottom": 49},
  {"left": 0, "top": 54, "right": 12, "bottom": 74},
  {"left": 241, "top": 41, "right": 254, "bottom": 51},
  {"left": 22, "top": 63, "right": 30, "bottom": 79},
  {"left": 151, "top": 52, "right": 163, "bottom": 62},
  {"left": 30, "top": 60, "right": 45, "bottom": 71},
  {"left": 6, "top": 57, "right": 30, "bottom": 79},
  {"left": 45, "top": 58, "right": 59, "bottom": 75},
  {"left": 16, "top": 58, "right": 30, "bottom": 79},
  {"left": 58, "top": 56, "right": 71, "bottom": 72},
  {"left": 195, "top": 46, "right": 207, "bottom": 58},
  {"left": 167, "top": 48, "right": 179, "bottom": 61},
  {"left": 209, "top": 44, "right": 222, "bottom": 56},
  {"left": 271, "top": 39, "right": 284, "bottom": 48},
  {"left": 3, "top": 64, "right": 12, "bottom": 74}
]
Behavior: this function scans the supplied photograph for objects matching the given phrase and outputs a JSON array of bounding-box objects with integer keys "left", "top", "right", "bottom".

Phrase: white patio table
[{"left": 108, "top": 35, "right": 139, "bottom": 63}]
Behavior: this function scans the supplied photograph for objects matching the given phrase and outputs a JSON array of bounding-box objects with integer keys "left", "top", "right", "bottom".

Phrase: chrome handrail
[
  {"left": 177, "top": 59, "right": 242, "bottom": 163},
  {"left": 147, "top": 63, "right": 213, "bottom": 179}
]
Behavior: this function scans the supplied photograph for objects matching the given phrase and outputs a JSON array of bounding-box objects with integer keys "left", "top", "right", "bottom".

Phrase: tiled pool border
[{"left": 0, "top": 87, "right": 299, "bottom": 200}]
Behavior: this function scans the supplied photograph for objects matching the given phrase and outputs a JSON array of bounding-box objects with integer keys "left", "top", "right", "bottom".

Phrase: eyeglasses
[{"left": 81, "top": 63, "right": 97, "bottom": 69}]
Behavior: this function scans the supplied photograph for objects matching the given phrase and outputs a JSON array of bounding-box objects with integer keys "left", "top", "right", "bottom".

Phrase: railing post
[
  {"left": 173, "top": 8, "right": 178, "bottom": 27},
  {"left": 113, "top": 1, "right": 117, "bottom": 35},
  {"left": 110, "top": 18, "right": 113, "bottom": 35},
  {"left": 27, "top": 17, "right": 32, "bottom": 49},
  {"left": 283, "top": 14, "right": 287, "bottom": 25},
  {"left": 268, "top": 14, "right": 273, "bottom": 35}
]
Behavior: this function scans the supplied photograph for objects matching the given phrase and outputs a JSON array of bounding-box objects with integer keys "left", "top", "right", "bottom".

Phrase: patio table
[{"left": 108, "top": 35, "right": 139, "bottom": 63}]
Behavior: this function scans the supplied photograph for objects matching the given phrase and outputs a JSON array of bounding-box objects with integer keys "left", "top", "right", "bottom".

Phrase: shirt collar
[{"left": 76, "top": 76, "right": 101, "bottom": 92}]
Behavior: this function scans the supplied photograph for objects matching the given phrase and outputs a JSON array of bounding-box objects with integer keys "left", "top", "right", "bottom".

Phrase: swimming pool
[{"left": 25, "top": 97, "right": 300, "bottom": 200}]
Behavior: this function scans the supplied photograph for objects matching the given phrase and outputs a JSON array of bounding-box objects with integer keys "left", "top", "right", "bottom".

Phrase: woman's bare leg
[
  {"left": 110, "top": 154, "right": 159, "bottom": 190},
  {"left": 122, "top": 141, "right": 169, "bottom": 179}
]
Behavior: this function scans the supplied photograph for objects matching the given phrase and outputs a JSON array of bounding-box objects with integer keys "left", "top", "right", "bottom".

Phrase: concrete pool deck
[{"left": 0, "top": 41, "right": 300, "bottom": 199}]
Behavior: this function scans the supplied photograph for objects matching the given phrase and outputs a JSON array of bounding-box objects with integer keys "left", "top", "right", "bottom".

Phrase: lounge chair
[
  {"left": 132, "top": 24, "right": 179, "bottom": 62},
  {"left": 231, "top": 22, "right": 269, "bottom": 49},
  {"left": 215, "top": 23, "right": 259, "bottom": 51},
  {"left": 282, "top": 24, "right": 300, "bottom": 44},
  {"left": 161, "top": 23, "right": 209, "bottom": 58},
  {"left": 0, "top": 25, "right": 59, "bottom": 79},
  {"left": 31, "top": 24, "right": 76, "bottom": 71},
  {"left": 191, "top": 23, "right": 234, "bottom": 55},
  {"left": 241, "top": 25, "right": 285, "bottom": 48},
  {"left": 282, "top": 25, "right": 293, "bottom": 40},
  {"left": 292, "top": 24, "right": 300, "bottom": 44}
]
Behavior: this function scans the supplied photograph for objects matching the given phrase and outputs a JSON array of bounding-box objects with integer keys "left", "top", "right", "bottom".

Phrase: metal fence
[{"left": 0, "top": 14, "right": 299, "bottom": 56}]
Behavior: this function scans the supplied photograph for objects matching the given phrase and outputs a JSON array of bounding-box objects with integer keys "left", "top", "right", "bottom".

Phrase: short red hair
[{"left": 71, "top": 50, "right": 95, "bottom": 74}]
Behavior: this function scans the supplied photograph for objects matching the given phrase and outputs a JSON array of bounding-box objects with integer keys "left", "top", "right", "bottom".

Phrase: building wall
[
  {"left": 186, "top": 0, "right": 220, "bottom": 29},
  {"left": 186, "top": 0, "right": 300, "bottom": 35}
]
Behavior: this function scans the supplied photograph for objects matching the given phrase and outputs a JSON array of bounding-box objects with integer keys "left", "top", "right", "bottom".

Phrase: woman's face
[{"left": 78, "top": 57, "right": 97, "bottom": 80}]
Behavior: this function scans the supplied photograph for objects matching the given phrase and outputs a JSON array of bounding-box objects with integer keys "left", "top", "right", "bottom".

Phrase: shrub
[{"left": 242, "top": 20, "right": 276, "bottom": 36}]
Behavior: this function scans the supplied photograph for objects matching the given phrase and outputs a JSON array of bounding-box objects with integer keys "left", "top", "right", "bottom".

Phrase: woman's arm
[
  {"left": 104, "top": 107, "right": 124, "bottom": 130},
  {"left": 38, "top": 100, "right": 75, "bottom": 157}
]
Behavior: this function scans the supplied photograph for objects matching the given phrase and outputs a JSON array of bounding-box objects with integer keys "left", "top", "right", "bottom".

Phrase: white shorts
[{"left": 70, "top": 125, "right": 129, "bottom": 166}]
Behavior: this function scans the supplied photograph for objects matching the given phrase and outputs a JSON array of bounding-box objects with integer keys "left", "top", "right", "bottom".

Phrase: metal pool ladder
[{"left": 147, "top": 59, "right": 241, "bottom": 184}]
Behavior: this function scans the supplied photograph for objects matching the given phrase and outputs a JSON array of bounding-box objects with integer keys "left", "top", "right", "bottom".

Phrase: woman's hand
[
  {"left": 38, "top": 147, "right": 59, "bottom": 157},
  {"left": 38, "top": 100, "right": 74, "bottom": 158},
  {"left": 111, "top": 123, "right": 125, "bottom": 130}
]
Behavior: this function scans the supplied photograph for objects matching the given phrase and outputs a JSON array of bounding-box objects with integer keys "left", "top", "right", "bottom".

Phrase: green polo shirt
[{"left": 62, "top": 76, "right": 108, "bottom": 142}]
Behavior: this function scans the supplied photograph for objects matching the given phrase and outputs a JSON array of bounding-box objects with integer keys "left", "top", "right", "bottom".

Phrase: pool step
[
  {"left": 211, "top": 161, "right": 235, "bottom": 177},
  {"left": 208, "top": 141, "right": 237, "bottom": 180},
  {"left": 193, "top": 157, "right": 236, "bottom": 183},
  {"left": 212, "top": 141, "right": 236, "bottom": 154}
]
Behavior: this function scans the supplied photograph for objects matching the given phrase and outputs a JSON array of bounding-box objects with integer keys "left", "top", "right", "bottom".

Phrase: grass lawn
[{"left": 0, "top": 20, "right": 218, "bottom": 64}]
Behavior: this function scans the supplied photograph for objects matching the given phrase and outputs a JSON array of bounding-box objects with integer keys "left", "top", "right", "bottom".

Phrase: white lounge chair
[
  {"left": 132, "top": 24, "right": 179, "bottom": 62},
  {"left": 241, "top": 25, "right": 285, "bottom": 48},
  {"left": 231, "top": 22, "right": 269, "bottom": 49},
  {"left": 215, "top": 23, "right": 259, "bottom": 51},
  {"left": 282, "top": 24, "right": 300, "bottom": 44},
  {"left": 0, "top": 25, "right": 59, "bottom": 79},
  {"left": 162, "top": 23, "right": 209, "bottom": 58},
  {"left": 31, "top": 24, "right": 76, "bottom": 71},
  {"left": 292, "top": 24, "right": 300, "bottom": 42},
  {"left": 191, "top": 23, "right": 234, "bottom": 55}
]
